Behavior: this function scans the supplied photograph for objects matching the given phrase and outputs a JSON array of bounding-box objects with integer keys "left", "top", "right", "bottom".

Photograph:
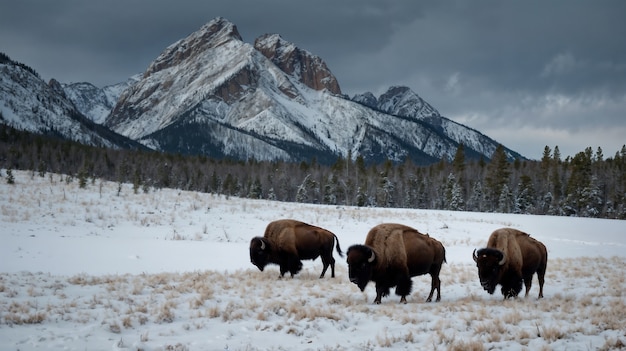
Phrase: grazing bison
[
  {"left": 473, "top": 228, "right": 547, "bottom": 299},
  {"left": 249, "top": 219, "right": 343, "bottom": 278},
  {"left": 347, "top": 223, "right": 446, "bottom": 304}
]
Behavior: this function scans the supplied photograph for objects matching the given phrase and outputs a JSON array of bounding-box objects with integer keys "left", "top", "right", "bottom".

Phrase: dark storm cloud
[{"left": 1, "top": 0, "right": 624, "bottom": 159}]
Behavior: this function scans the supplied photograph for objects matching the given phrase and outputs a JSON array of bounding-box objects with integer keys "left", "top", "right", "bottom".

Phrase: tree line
[{"left": 1, "top": 123, "right": 624, "bottom": 219}]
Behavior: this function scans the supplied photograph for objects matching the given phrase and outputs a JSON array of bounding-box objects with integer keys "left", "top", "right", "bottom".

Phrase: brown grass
[
  {"left": 1, "top": 172, "right": 625, "bottom": 349},
  {"left": 0, "top": 257, "right": 623, "bottom": 349}
]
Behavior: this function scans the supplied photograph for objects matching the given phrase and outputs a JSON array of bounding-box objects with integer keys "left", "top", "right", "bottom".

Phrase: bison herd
[{"left": 250, "top": 219, "right": 548, "bottom": 304}]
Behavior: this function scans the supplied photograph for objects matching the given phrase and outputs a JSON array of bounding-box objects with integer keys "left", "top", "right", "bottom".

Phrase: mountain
[
  {"left": 1, "top": 18, "right": 522, "bottom": 165},
  {"left": 0, "top": 54, "right": 144, "bottom": 150},
  {"left": 62, "top": 75, "right": 140, "bottom": 124},
  {"left": 104, "top": 17, "right": 521, "bottom": 164},
  {"left": 353, "top": 86, "right": 520, "bottom": 161}
]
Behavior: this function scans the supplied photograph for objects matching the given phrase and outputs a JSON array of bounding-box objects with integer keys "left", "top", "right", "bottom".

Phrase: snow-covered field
[{"left": 1, "top": 170, "right": 625, "bottom": 350}]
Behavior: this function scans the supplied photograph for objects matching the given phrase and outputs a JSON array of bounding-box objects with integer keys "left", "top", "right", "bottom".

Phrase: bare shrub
[
  {"left": 122, "top": 315, "right": 132, "bottom": 328},
  {"left": 154, "top": 301, "right": 175, "bottom": 323},
  {"left": 448, "top": 339, "right": 485, "bottom": 351},
  {"left": 538, "top": 323, "right": 566, "bottom": 342},
  {"left": 3, "top": 310, "right": 46, "bottom": 325},
  {"left": 108, "top": 320, "right": 121, "bottom": 333}
]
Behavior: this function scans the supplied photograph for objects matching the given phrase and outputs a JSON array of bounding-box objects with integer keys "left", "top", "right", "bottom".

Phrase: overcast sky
[{"left": 1, "top": 1, "right": 624, "bottom": 160}]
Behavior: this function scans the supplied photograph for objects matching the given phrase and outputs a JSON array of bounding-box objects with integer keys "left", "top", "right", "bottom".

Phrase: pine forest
[{"left": 1, "top": 124, "right": 624, "bottom": 220}]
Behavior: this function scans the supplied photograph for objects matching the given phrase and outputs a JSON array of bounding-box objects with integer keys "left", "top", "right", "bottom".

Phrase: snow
[{"left": 1, "top": 170, "right": 625, "bottom": 350}]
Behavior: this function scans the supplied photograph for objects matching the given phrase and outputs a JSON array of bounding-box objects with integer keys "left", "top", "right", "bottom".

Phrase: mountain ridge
[
  {"left": 1, "top": 17, "right": 524, "bottom": 165},
  {"left": 0, "top": 55, "right": 144, "bottom": 150}
]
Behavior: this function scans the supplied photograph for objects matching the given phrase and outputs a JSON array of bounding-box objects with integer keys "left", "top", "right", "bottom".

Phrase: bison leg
[
  {"left": 319, "top": 255, "right": 336, "bottom": 279},
  {"left": 523, "top": 274, "right": 533, "bottom": 297},
  {"left": 395, "top": 275, "right": 413, "bottom": 304},
  {"left": 426, "top": 273, "right": 442, "bottom": 302},
  {"left": 374, "top": 285, "right": 391, "bottom": 304},
  {"left": 536, "top": 260, "right": 547, "bottom": 299},
  {"left": 279, "top": 264, "right": 289, "bottom": 278},
  {"left": 500, "top": 272, "right": 523, "bottom": 299},
  {"left": 537, "top": 270, "right": 546, "bottom": 299},
  {"left": 288, "top": 257, "right": 303, "bottom": 278},
  {"left": 501, "top": 281, "right": 522, "bottom": 299},
  {"left": 278, "top": 256, "right": 302, "bottom": 278}
]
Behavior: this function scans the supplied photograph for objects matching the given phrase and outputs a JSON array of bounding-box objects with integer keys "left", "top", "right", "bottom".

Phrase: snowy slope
[
  {"left": 1, "top": 170, "right": 625, "bottom": 350},
  {"left": 361, "top": 86, "right": 523, "bottom": 161},
  {"left": 0, "top": 60, "right": 143, "bottom": 149},
  {"left": 62, "top": 75, "right": 140, "bottom": 124}
]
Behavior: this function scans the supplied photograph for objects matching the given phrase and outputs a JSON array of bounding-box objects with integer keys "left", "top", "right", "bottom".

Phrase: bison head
[
  {"left": 249, "top": 237, "right": 271, "bottom": 271},
  {"left": 473, "top": 248, "right": 506, "bottom": 294},
  {"left": 346, "top": 245, "right": 376, "bottom": 292}
]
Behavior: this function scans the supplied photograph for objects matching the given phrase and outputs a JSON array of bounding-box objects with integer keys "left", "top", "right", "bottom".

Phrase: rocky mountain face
[
  {"left": 353, "top": 86, "right": 510, "bottom": 160},
  {"left": 102, "top": 17, "right": 521, "bottom": 164},
  {"left": 2, "top": 17, "right": 522, "bottom": 165},
  {"left": 254, "top": 33, "right": 341, "bottom": 94},
  {"left": 0, "top": 55, "right": 142, "bottom": 149},
  {"left": 61, "top": 76, "right": 140, "bottom": 125}
]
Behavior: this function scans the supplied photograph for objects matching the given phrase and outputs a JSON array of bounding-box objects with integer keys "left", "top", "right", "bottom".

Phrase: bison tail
[{"left": 334, "top": 234, "right": 344, "bottom": 258}]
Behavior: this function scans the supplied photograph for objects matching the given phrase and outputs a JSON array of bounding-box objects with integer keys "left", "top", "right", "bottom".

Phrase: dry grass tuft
[{"left": 448, "top": 339, "right": 485, "bottom": 351}]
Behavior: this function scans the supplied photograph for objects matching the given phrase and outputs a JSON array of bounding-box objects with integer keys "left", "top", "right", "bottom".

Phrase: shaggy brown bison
[
  {"left": 473, "top": 228, "right": 547, "bottom": 299},
  {"left": 249, "top": 219, "right": 343, "bottom": 278},
  {"left": 347, "top": 223, "right": 446, "bottom": 304}
]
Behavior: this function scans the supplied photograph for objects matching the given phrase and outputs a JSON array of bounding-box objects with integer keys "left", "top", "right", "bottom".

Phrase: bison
[
  {"left": 249, "top": 219, "right": 343, "bottom": 278},
  {"left": 473, "top": 228, "right": 547, "bottom": 299},
  {"left": 346, "top": 223, "right": 446, "bottom": 304}
]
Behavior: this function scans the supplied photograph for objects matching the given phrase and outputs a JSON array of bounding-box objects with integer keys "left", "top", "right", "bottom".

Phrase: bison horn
[
  {"left": 367, "top": 250, "right": 375, "bottom": 263},
  {"left": 260, "top": 240, "right": 266, "bottom": 250},
  {"left": 472, "top": 249, "right": 478, "bottom": 263},
  {"left": 498, "top": 253, "right": 506, "bottom": 266}
]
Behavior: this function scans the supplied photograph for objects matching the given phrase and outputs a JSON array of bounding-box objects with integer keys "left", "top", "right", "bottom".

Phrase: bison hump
[{"left": 365, "top": 224, "right": 408, "bottom": 268}]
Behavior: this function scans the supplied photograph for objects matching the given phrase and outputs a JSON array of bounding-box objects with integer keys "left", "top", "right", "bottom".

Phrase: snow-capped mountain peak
[
  {"left": 106, "top": 17, "right": 256, "bottom": 140},
  {"left": 3, "top": 18, "right": 523, "bottom": 164},
  {"left": 377, "top": 86, "right": 440, "bottom": 119},
  {"left": 254, "top": 33, "right": 341, "bottom": 94},
  {"left": 0, "top": 55, "right": 142, "bottom": 149},
  {"left": 145, "top": 17, "right": 243, "bottom": 78}
]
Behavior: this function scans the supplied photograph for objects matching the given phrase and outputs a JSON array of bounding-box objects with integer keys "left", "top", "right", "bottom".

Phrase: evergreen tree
[
  {"left": 515, "top": 175, "right": 535, "bottom": 214},
  {"left": 485, "top": 145, "right": 511, "bottom": 211},
  {"left": 78, "top": 166, "right": 88, "bottom": 189},
  {"left": 210, "top": 171, "right": 220, "bottom": 193},
  {"left": 375, "top": 161, "right": 395, "bottom": 207},
  {"left": 595, "top": 146, "right": 604, "bottom": 163},
  {"left": 565, "top": 150, "right": 593, "bottom": 215},
  {"left": 355, "top": 186, "right": 366, "bottom": 207},
  {"left": 540, "top": 146, "right": 551, "bottom": 187},
  {"left": 540, "top": 191, "right": 555, "bottom": 215},
  {"left": 452, "top": 144, "right": 466, "bottom": 176},
  {"left": 267, "top": 187, "right": 277, "bottom": 201},
  {"left": 248, "top": 177, "right": 263, "bottom": 199},
  {"left": 497, "top": 184, "right": 514, "bottom": 213},
  {"left": 444, "top": 173, "right": 464, "bottom": 211},
  {"left": 6, "top": 168, "right": 15, "bottom": 184},
  {"left": 323, "top": 174, "right": 338, "bottom": 205},
  {"left": 468, "top": 181, "right": 484, "bottom": 212},
  {"left": 580, "top": 175, "right": 603, "bottom": 217},
  {"left": 551, "top": 146, "right": 563, "bottom": 204}
]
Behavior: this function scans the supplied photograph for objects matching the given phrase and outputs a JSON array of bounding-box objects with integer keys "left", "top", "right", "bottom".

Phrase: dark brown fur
[
  {"left": 347, "top": 223, "right": 446, "bottom": 304},
  {"left": 473, "top": 228, "right": 547, "bottom": 298},
  {"left": 249, "top": 219, "right": 343, "bottom": 278}
]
